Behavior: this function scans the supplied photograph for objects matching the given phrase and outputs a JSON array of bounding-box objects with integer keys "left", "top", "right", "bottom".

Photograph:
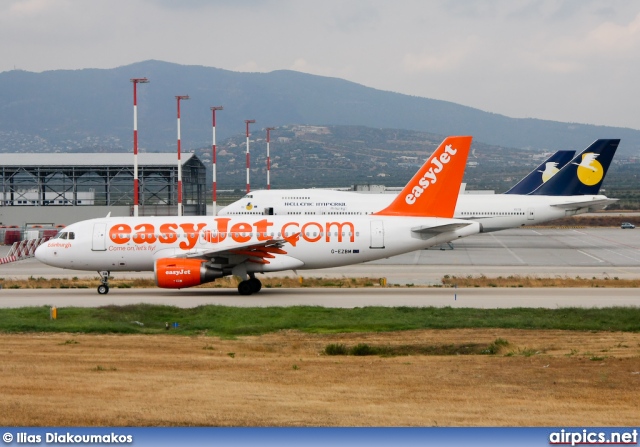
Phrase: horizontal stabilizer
[
  {"left": 411, "top": 222, "right": 474, "bottom": 239},
  {"left": 411, "top": 222, "right": 474, "bottom": 234},
  {"left": 550, "top": 198, "right": 618, "bottom": 211}
]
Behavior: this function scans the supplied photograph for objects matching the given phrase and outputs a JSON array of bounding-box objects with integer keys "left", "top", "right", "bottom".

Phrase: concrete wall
[
  {"left": 0, "top": 204, "right": 207, "bottom": 227},
  {"left": 0, "top": 206, "right": 131, "bottom": 227}
]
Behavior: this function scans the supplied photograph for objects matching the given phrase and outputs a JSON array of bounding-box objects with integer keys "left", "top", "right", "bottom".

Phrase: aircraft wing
[
  {"left": 550, "top": 198, "right": 618, "bottom": 212},
  {"left": 175, "top": 234, "right": 300, "bottom": 266}
]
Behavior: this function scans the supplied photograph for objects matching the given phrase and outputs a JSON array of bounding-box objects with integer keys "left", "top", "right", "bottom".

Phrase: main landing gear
[
  {"left": 237, "top": 273, "right": 262, "bottom": 296},
  {"left": 97, "top": 271, "right": 110, "bottom": 295}
]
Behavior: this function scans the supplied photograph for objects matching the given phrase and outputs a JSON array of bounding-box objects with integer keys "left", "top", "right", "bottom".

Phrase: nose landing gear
[{"left": 97, "top": 271, "right": 110, "bottom": 294}]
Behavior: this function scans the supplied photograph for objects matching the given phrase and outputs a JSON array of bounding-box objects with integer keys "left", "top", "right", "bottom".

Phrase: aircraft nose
[{"left": 34, "top": 243, "right": 48, "bottom": 263}]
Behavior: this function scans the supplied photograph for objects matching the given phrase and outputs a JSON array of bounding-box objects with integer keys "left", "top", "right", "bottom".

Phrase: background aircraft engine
[{"left": 154, "top": 258, "right": 223, "bottom": 289}]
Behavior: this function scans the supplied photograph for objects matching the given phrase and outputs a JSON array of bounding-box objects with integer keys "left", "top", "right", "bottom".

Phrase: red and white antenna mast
[
  {"left": 265, "top": 127, "right": 275, "bottom": 190},
  {"left": 244, "top": 119, "right": 256, "bottom": 194},
  {"left": 176, "top": 95, "right": 190, "bottom": 216},
  {"left": 131, "top": 77, "right": 149, "bottom": 217},
  {"left": 211, "top": 106, "right": 223, "bottom": 216}
]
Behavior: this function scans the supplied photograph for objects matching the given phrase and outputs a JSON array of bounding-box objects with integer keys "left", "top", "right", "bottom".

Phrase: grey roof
[{"left": 0, "top": 153, "right": 198, "bottom": 167}]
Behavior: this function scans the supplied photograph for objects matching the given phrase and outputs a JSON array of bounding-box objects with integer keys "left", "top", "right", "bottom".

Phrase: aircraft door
[
  {"left": 527, "top": 208, "right": 535, "bottom": 220},
  {"left": 370, "top": 220, "right": 385, "bottom": 249},
  {"left": 92, "top": 223, "right": 107, "bottom": 251}
]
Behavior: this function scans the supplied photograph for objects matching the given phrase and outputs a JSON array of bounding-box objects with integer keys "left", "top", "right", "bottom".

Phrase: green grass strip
[{"left": 0, "top": 305, "right": 639, "bottom": 335}]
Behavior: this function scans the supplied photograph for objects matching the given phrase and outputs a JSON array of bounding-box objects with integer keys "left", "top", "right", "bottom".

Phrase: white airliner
[
  {"left": 35, "top": 136, "right": 481, "bottom": 295},
  {"left": 219, "top": 140, "right": 619, "bottom": 233}
]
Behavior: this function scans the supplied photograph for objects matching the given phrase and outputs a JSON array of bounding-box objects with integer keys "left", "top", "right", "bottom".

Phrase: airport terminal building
[{"left": 0, "top": 153, "right": 206, "bottom": 228}]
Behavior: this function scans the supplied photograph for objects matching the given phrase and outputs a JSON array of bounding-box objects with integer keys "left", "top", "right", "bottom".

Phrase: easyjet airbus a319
[{"left": 35, "top": 136, "right": 481, "bottom": 295}]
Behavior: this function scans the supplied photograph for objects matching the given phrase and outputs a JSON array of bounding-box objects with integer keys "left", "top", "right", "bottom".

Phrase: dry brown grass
[
  {"left": 3, "top": 275, "right": 639, "bottom": 289},
  {"left": 441, "top": 275, "right": 640, "bottom": 288},
  {"left": 0, "top": 330, "right": 638, "bottom": 426},
  {"left": 0, "top": 276, "right": 385, "bottom": 290}
]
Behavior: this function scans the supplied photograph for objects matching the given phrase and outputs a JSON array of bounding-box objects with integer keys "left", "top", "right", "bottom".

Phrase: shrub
[
  {"left": 350, "top": 343, "right": 377, "bottom": 356},
  {"left": 324, "top": 343, "right": 348, "bottom": 356},
  {"left": 482, "top": 338, "right": 509, "bottom": 355}
]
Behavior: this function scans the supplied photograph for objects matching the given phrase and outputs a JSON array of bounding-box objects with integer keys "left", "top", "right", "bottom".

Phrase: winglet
[
  {"left": 374, "top": 136, "right": 472, "bottom": 217},
  {"left": 530, "top": 139, "right": 619, "bottom": 196},
  {"left": 504, "top": 150, "right": 575, "bottom": 195}
]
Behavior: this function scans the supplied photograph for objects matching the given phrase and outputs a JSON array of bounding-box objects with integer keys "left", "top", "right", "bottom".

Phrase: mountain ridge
[{"left": 0, "top": 59, "right": 638, "bottom": 156}]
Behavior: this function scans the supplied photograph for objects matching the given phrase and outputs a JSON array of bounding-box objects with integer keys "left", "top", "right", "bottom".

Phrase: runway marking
[
  {"left": 490, "top": 234, "right": 526, "bottom": 264},
  {"left": 577, "top": 250, "right": 604, "bottom": 263},
  {"left": 529, "top": 230, "right": 543, "bottom": 235},
  {"left": 571, "top": 230, "right": 640, "bottom": 263},
  {"left": 572, "top": 229, "right": 640, "bottom": 250},
  {"left": 599, "top": 247, "right": 640, "bottom": 263}
]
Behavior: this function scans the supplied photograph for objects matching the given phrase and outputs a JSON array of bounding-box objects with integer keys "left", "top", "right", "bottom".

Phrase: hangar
[{"left": 0, "top": 153, "right": 206, "bottom": 227}]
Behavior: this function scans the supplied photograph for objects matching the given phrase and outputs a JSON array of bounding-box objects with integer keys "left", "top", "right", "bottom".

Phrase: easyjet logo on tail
[
  {"left": 405, "top": 144, "right": 458, "bottom": 205},
  {"left": 374, "top": 135, "right": 472, "bottom": 218}
]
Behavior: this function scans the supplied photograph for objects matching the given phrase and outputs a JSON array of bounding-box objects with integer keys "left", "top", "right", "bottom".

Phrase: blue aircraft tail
[
  {"left": 529, "top": 139, "right": 619, "bottom": 196},
  {"left": 504, "top": 150, "right": 575, "bottom": 195}
]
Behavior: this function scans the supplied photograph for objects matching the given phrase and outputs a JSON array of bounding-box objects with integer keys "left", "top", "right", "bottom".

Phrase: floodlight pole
[
  {"left": 211, "top": 106, "right": 223, "bottom": 216},
  {"left": 265, "top": 127, "right": 275, "bottom": 190},
  {"left": 176, "top": 95, "right": 190, "bottom": 216},
  {"left": 131, "top": 77, "right": 149, "bottom": 217},
  {"left": 245, "top": 119, "right": 256, "bottom": 193}
]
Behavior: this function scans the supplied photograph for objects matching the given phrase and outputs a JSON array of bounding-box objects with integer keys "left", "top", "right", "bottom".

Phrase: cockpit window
[
  {"left": 55, "top": 231, "right": 75, "bottom": 240},
  {"left": 242, "top": 194, "right": 253, "bottom": 199}
]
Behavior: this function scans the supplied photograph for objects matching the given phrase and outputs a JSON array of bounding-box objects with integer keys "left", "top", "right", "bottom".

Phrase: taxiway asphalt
[{"left": 0, "top": 287, "right": 638, "bottom": 309}]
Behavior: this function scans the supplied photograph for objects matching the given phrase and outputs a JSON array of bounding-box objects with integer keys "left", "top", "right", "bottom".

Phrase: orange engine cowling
[{"left": 154, "top": 258, "right": 223, "bottom": 289}]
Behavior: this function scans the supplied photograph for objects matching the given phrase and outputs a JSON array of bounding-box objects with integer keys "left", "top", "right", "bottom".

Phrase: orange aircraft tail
[{"left": 374, "top": 135, "right": 472, "bottom": 218}]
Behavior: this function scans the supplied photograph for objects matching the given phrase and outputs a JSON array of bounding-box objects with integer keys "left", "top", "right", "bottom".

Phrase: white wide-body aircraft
[
  {"left": 35, "top": 136, "right": 480, "bottom": 295},
  {"left": 219, "top": 140, "right": 619, "bottom": 233}
]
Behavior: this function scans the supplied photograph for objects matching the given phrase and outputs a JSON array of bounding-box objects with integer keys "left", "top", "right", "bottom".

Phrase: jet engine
[{"left": 154, "top": 258, "right": 224, "bottom": 289}]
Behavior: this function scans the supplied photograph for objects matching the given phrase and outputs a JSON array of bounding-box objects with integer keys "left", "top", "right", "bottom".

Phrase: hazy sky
[{"left": 2, "top": 0, "right": 639, "bottom": 130}]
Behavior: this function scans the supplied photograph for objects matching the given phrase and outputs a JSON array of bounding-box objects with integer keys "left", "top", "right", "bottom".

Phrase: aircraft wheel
[
  {"left": 97, "top": 285, "right": 109, "bottom": 295},
  {"left": 238, "top": 280, "right": 253, "bottom": 296},
  {"left": 249, "top": 278, "right": 262, "bottom": 293}
]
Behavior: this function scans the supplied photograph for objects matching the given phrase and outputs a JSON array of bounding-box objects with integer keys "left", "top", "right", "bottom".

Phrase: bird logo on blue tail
[
  {"left": 539, "top": 162, "right": 560, "bottom": 183},
  {"left": 572, "top": 153, "right": 604, "bottom": 186}
]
